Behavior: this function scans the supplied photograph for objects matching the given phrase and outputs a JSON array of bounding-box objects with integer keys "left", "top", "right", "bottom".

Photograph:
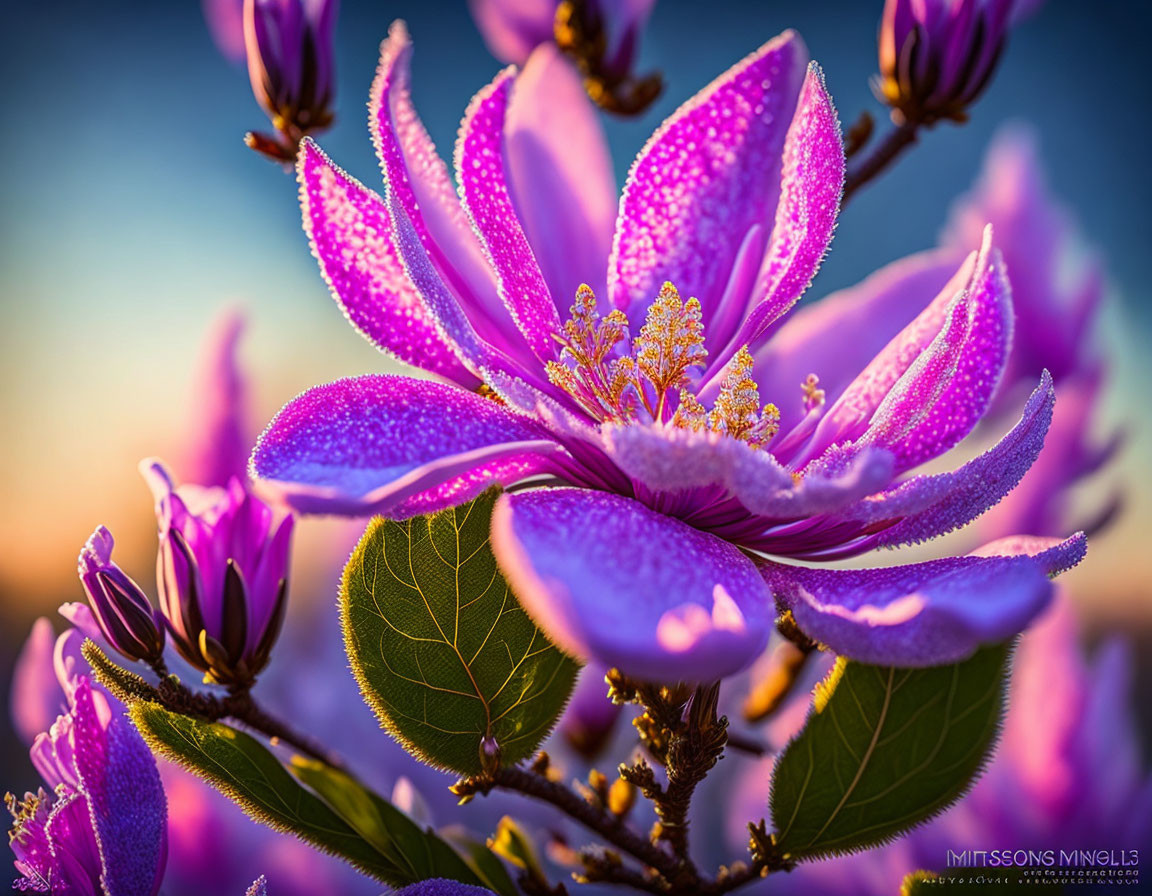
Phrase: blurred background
[{"left": 2, "top": 0, "right": 1149, "bottom": 823}]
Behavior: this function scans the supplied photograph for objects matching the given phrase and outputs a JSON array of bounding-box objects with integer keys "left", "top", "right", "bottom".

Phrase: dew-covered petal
[
  {"left": 719, "top": 63, "right": 845, "bottom": 360},
  {"left": 298, "top": 138, "right": 477, "bottom": 385},
  {"left": 826, "top": 372, "right": 1055, "bottom": 551},
  {"left": 71, "top": 679, "right": 168, "bottom": 896},
  {"left": 764, "top": 533, "right": 1086, "bottom": 666},
  {"left": 801, "top": 227, "right": 1011, "bottom": 473},
  {"left": 608, "top": 30, "right": 809, "bottom": 322},
  {"left": 755, "top": 250, "right": 956, "bottom": 437},
  {"left": 491, "top": 488, "right": 772, "bottom": 682},
  {"left": 455, "top": 68, "right": 562, "bottom": 362},
  {"left": 396, "top": 878, "right": 500, "bottom": 896},
  {"left": 370, "top": 22, "right": 506, "bottom": 331},
  {"left": 505, "top": 44, "right": 617, "bottom": 303},
  {"left": 602, "top": 424, "right": 894, "bottom": 521},
  {"left": 251, "top": 376, "right": 564, "bottom": 516}
]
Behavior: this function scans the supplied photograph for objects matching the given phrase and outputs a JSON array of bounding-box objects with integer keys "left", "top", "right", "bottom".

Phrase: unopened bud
[
  {"left": 77, "top": 527, "right": 165, "bottom": 664},
  {"left": 876, "top": 0, "right": 1023, "bottom": 125}
]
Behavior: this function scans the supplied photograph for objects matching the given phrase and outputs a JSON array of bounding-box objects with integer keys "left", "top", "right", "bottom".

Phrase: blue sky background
[{"left": 2, "top": 0, "right": 1150, "bottom": 861}]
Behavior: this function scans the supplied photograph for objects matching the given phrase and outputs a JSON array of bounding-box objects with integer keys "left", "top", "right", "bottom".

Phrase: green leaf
[
  {"left": 289, "top": 758, "right": 515, "bottom": 896},
  {"left": 769, "top": 643, "right": 1010, "bottom": 861},
  {"left": 81, "top": 640, "right": 161, "bottom": 704},
  {"left": 129, "top": 702, "right": 489, "bottom": 889},
  {"left": 341, "top": 488, "right": 579, "bottom": 776}
]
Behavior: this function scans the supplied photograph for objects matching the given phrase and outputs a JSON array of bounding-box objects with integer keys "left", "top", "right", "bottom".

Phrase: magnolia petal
[
  {"left": 455, "top": 68, "right": 562, "bottom": 362},
  {"left": 608, "top": 30, "right": 809, "bottom": 321},
  {"left": 491, "top": 488, "right": 772, "bottom": 682},
  {"left": 765, "top": 534, "right": 1086, "bottom": 666},
  {"left": 182, "top": 310, "right": 252, "bottom": 487},
  {"left": 71, "top": 679, "right": 168, "bottom": 896},
  {"left": 251, "top": 376, "right": 563, "bottom": 516},
  {"left": 467, "top": 0, "right": 555, "bottom": 64},
  {"left": 11, "top": 618, "right": 63, "bottom": 746},
  {"left": 602, "top": 424, "right": 894, "bottom": 522},
  {"left": 833, "top": 373, "right": 1056, "bottom": 551},
  {"left": 369, "top": 22, "right": 504, "bottom": 328},
  {"left": 802, "top": 226, "right": 1011, "bottom": 473},
  {"left": 505, "top": 44, "right": 617, "bottom": 303},
  {"left": 755, "top": 250, "right": 956, "bottom": 438},
  {"left": 297, "top": 139, "right": 477, "bottom": 385},
  {"left": 720, "top": 62, "right": 846, "bottom": 359}
]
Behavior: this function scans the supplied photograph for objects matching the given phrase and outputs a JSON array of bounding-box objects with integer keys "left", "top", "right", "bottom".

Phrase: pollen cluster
[{"left": 547, "top": 283, "right": 782, "bottom": 449}]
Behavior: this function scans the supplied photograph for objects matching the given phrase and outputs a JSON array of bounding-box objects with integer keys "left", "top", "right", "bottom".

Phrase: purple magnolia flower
[
  {"left": 182, "top": 310, "right": 253, "bottom": 489},
  {"left": 7, "top": 676, "right": 168, "bottom": 895},
  {"left": 469, "top": 0, "right": 659, "bottom": 114},
  {"left": 251, "top": 22, "right": 1085, "bottom": 683},
  {"left": 143, "top": 460, "right": 293, "bottom": 688},
  {"left": 877, "top": 0, "right": 1028, "bottom": 124},
  {"left": 77, "top": 526, "right": 166, "bottom": 665},
  {"left": 244, "top": 0, "right": 338, "bottom": 160},
  {"left": 742, "top": 598, "right": 1152, "bottom": 895}
]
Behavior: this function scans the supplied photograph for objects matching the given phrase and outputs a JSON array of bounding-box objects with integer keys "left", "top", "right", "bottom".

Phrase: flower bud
[
  {"left": 76, "top": 526, "right": 166, "bottom": 664},
  {"left": 142, "top": 459, "right": 293, "bottom": 688},
  {"left": 876, "top": 0, "right": 1019, "bottom": 124},
  {"left": 243, "top": 0, "right": 338, "bottom": 161}
]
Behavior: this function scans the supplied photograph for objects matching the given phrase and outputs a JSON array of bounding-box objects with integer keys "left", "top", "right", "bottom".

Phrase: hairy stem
[
  {"left": 486, "top": 765, "right": 689, "bottom": 885},
  {"left": 842, "top": 119, "right": 920, "bottom": 204},
  {"left": 147, "top": 665, "right": 344, "bottom": 769}
]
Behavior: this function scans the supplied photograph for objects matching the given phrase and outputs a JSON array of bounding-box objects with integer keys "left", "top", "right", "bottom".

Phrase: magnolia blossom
[
  {"left": 7, "top": 677, "right": 168, "bottom": 895},
  {"left": 144, "top": 460, "right": 293, "bottom": 688},
  {"left": 252, "top": 21, "right": 1083, "bottom": 684}
]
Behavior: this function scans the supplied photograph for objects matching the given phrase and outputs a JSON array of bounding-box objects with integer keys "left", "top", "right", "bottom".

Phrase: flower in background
[
  {"left": 203, "top": 0, "right": 247, "bottom": 62},
  {"left": 254, "top": 22, "right": 1084, "bottom": 686},
  {"left": 243, "top": 0, "right": 338, "bottom": 162},
  {"left": 7, "top": 677, "right": 168, "bottom": 895},
  {"left": 77, "top": 525, "right": 167, "bottom": 665},
  {"left": 469, "top": 0, "right": 661, "bottom": 114},
  {"left": 142, "top": 459, "right": 292, "bottom": 689},
  {"left": 876, "top": 0, "right": 1036, "bottom": 125}
]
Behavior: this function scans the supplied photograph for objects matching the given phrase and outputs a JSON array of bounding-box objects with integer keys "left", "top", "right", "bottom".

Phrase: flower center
[{"left": 546, "top": 282, "right": 783, "bottom": 449}]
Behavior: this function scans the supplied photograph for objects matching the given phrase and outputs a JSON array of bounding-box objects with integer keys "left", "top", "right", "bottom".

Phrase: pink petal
[
  {"left": 297, "top": 139, "right": 478, "bottom": 385},
  {"left": 491, "top": 488, "right": 772, "bottom": 682},
  {"left": 764, "top": 533, "right": 1085, "bottom": 667},
  {"left": 608, "top": 30, "right": 809, "bottom": 324},
  {"left": 251, "top": 375, "right": 564, "bottom": 516},
  {"left": 455, "top": 68, "right": 563, "bottom": 362},
  {"left": 369, "top": 22, "right": 507, "bottom": 335},
  {"left": 505, "top": 44, "right": 617, "bottom": 303},
  {"left": 717, "top": 62, "right": 846, "bottom": 361}
]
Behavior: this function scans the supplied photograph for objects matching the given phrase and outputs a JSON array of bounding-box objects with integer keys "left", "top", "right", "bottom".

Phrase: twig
[
  {"left": 147, "top": 666, "right": 345, "bottom": 769},
  {"left": 462, "top": 765, "right": 687, "bottom": 885}
]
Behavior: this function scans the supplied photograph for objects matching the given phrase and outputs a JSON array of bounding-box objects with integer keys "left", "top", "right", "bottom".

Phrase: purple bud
[
  {"left": 243, "top": 0, "right": 338, "bottom": 159},
  {"left": 142, "top": 459, "right": 292, "bottom": 688},
  {"left": 876, "top": 0, "right": 1021, "bottom": 124},
  {"left": 77, "top": 526, "right": 166, "bottom": 665}
]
